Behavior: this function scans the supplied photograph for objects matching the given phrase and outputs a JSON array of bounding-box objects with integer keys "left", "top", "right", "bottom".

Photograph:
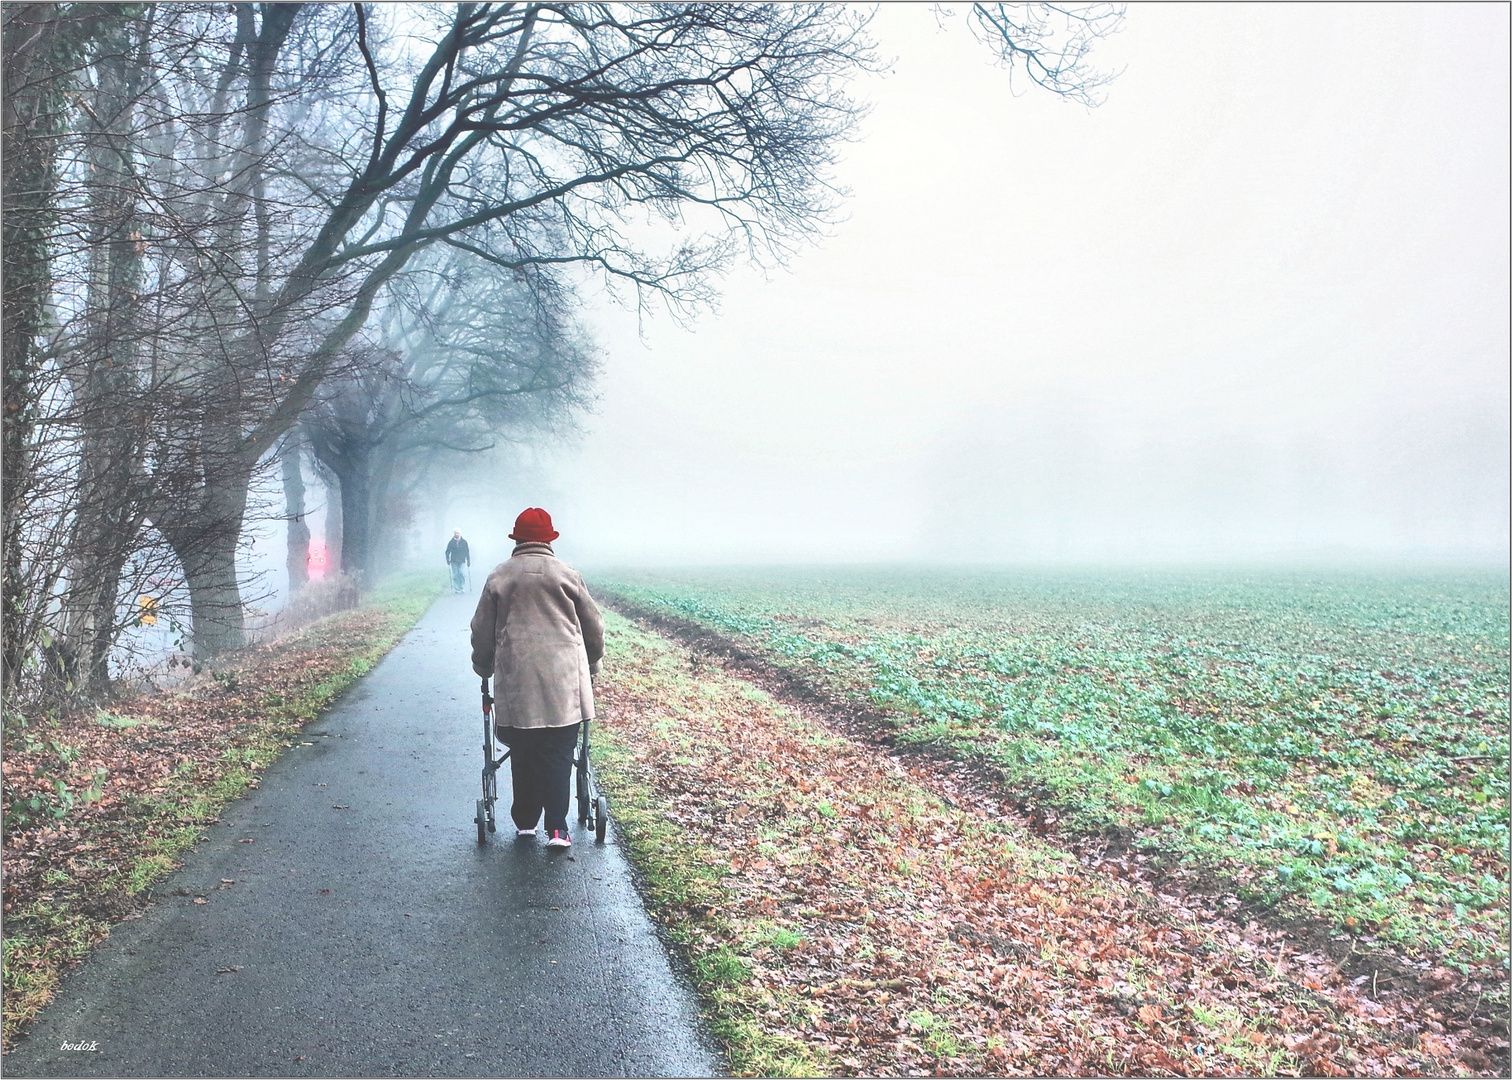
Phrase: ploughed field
[{"left": 594, "top": 567, "right": 1508, "bottom": 977}]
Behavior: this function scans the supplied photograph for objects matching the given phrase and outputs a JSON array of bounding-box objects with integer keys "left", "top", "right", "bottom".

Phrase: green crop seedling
[{"left": 597, "top": 566, "right": 1509, "bottom": 971}]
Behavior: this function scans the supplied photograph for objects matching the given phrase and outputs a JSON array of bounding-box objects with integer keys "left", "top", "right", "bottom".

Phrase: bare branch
[{"left": 955, "top": 3, "right": 1125, "bottom": 106}]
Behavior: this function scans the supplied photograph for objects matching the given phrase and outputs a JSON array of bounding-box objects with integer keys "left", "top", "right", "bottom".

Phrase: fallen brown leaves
[
  {"left": 595, "top": 618, "right": 1503, "bottom": 1077},
  {"left": 2, "top": 597, "right": 428, "bottom": 1052}
]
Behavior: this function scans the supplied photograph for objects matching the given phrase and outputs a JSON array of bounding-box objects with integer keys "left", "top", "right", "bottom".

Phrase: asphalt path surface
[{"left": 7, "top": 592, "right": 718, "bottom": 1078}]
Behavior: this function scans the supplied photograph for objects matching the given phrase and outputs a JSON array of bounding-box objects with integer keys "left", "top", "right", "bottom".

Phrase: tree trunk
[
  {"left": 306, "top": 428, "right": 370, "bottom": 583},
  {"left": 150, "top": 465, "right": 252, "bottom": 658},
  {"left": 131, "top": 4, "right": 296, "bottom": 654},
  {"left": 320, "top": 465, "right": 342, "bottom": 575},
  {"left": 282, "top": 442, "right": 309, "bottom": 594},
  {"left": 1, "top": 5, "right": 83, "bottom": 691},
  {"left": 181, "top": 541, "right": 247, "bottom": 656},
  {"left": 51, "top": 434, "right": 145, "bottom": 692},
  {"left": 367, "top": 448, "right": 406, "bottom": 580},
  {"left": 51, "top": 10, "right": 149, "bottom": 696},
  {"left": 49, "top": 540, "right": 133, "bottom": 694},
  {"left": 336, "top": 457, "right": 374, "bottom": 586}
]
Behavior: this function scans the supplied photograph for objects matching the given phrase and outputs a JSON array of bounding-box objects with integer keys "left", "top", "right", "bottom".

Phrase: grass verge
[
  {"left": 593, "top": 639, "right": 829, "bottom": 1078},
  {"left": 1, "top": 571, "right": 443, "bottom": 1052},
  {"left": 591, "top": 611, "right": 1494, "bottom": 1076}
]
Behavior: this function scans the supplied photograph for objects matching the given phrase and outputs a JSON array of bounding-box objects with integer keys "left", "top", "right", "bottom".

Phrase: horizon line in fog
[{"left": 576, "top": 554, "right": 1509, "bottom": 575}]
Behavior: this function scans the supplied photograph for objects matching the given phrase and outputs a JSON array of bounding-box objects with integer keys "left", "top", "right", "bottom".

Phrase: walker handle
[{"left": 481, "top": 677, "right": 493, "bottom": 715}]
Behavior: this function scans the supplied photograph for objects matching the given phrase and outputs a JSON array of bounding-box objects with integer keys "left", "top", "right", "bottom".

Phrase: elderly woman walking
[{"left": 470, "top": 507, "right": 604, "bottom": 848}]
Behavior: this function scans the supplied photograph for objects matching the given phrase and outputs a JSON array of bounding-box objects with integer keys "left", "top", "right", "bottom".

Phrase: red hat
[{"left": 510, "top": 507, "right": 559, "bottom": 543}]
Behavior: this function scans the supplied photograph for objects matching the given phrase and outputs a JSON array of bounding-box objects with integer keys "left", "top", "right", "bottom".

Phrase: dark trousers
[{"left": 496, "top": 722, "right": 580, "bottom": 833}]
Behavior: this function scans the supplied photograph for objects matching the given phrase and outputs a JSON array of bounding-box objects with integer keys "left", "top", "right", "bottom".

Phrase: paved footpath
[{"left": 7, "top": 593, "right": 718, "bottom": 1078}]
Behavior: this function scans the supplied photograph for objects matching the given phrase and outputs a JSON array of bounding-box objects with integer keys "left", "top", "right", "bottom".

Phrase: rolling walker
[{"left": 476, "top": 677, "right": 607, "bottom": 844}]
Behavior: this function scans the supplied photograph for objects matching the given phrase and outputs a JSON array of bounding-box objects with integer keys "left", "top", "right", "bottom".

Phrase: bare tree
[
  {"left": 305, "top": 254, "right": 596, "bottom": 582},
  {"left": 8, "top": 6, "right": 297, "bottom": 691},
  {"left": 1, "top": 3, "right": 102, "bottom": 695},
  {"left": 5, "top": 5, "right": 345, "bottom": 689},
  {"left": 46, "top": 9, "right": 154, "bottom": 692},
  {"left": 14, "top": 2, "right": 1126, "bottom": 696},
  {"left": 110, "top": 1, "right": 875, "bottom": 654}
]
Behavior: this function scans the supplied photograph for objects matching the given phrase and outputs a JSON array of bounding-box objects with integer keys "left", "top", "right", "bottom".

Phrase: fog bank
[{"left": 494, "top": 4, "right": 1505, "bottom": 568}]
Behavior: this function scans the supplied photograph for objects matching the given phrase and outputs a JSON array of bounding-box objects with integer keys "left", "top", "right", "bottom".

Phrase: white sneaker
[
  {"left": 516, "top": 828, "right": 537, "bottom": 837},
  {"left": 546, "top": 829, "right": 571, "bottom": 848}
]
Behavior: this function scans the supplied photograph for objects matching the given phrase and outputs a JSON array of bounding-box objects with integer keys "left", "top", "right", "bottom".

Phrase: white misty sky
[{"left": 501, "top": 2, "right": 1509, "bottom": 568}]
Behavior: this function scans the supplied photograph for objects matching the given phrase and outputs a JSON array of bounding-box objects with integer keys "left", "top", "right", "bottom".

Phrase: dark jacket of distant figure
[
  {"left": 469, "top": 542, "right": 604, "bottom": 728},
  {"left": 445, "top": 537, "right": 470, "bottom": 566}
]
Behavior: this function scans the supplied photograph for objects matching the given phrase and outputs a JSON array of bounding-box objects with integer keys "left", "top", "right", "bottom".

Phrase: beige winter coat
[{"left": 469, "top": 543, "right": 605, "bottom": 728}]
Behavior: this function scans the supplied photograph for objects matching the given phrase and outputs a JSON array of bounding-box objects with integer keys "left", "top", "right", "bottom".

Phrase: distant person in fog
[
  {"left": 470, "top": 507, "right": 604, "bottom": 848},
  {"left": 445, "top": 529, "right": 470, "bottom": 593}
]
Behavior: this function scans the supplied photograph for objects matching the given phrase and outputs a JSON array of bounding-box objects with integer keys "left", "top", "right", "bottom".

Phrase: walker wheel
[
  {"left": 476, "top": 800, "right": 487, "bottom": 844},
  {"left": 595, "top": 796, "right": 608, "bottom": 843}
]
